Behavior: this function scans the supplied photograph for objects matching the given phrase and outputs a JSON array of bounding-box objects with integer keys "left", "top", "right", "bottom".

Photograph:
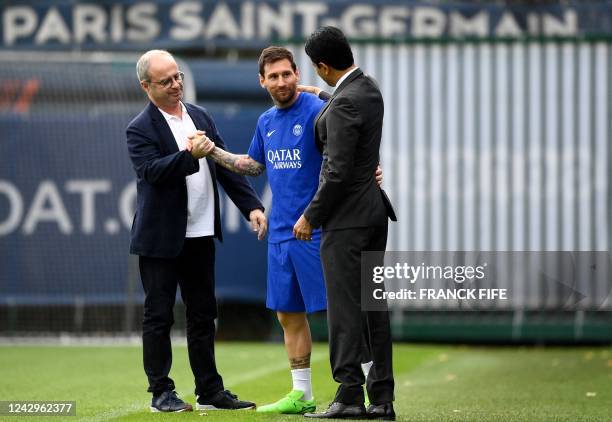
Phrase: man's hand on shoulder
[
  {"left": 297, "top": 85, "right": 322, "bottom": 96},
  {"left": 376, "top": 164, "right": 383, "bottom": 187}
]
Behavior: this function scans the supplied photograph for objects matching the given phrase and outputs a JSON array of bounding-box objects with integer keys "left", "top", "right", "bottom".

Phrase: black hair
[{"left": 304, "top": 26, "right": 354, "bottom": 71}]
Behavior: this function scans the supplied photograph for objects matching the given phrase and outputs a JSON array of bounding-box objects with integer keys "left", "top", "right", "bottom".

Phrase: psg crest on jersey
[{"left": 292, "top": 124, "right": 303, "bottom": 137}]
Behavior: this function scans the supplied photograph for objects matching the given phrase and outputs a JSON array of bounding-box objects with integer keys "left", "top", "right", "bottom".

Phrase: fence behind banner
[{"left": 293, "top": 39, "right": 612, "bottom": 341}]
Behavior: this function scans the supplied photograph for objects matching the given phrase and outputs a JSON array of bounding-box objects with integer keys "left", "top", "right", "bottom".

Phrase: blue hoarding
[
  {"left": 1, "top": 0, "right": 610, "bottom": 52},
  {"left": 0, "top": 74, "right": 271, "bottom": 304}
]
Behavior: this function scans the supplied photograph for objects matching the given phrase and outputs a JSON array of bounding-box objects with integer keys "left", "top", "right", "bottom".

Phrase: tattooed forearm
[
  {"left": 290, "top": 353, "right": 311, "bottom": 370},
  {"left": 210, "top": 147, "right": 243, "bottom": 173},
  {"left": 235, "top": 155, "right": 265, "bottom": 176},
  {"left": 210, "top": 147, "right": 264, "bottom": 176}
]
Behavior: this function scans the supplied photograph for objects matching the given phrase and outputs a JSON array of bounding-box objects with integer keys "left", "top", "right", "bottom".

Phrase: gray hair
[{"left": 136, "top": 49, "right": 173, "bottom": 82}]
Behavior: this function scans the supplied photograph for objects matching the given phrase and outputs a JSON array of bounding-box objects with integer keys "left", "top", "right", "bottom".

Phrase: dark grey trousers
[{"left": 320, "top": 223, "right": 395, "bottom": 405}]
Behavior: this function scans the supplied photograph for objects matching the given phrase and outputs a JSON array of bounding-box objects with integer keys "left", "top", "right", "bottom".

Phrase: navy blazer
[{"left": 126, "top": 102, "right": 263, "bottom": 258}]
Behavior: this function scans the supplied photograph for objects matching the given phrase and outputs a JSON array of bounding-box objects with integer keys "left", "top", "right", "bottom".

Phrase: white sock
[
  {"left": 291, "top": 368, "right": 313, "bottom": 400},
  {"left": 361, "top": 361, "right": 373, "bottom": 379}
]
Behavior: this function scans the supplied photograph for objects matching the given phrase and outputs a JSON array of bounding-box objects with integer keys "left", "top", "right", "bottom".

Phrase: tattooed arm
[
  {"left": 211, "top": 147, "right": 265, "bottom": 177},
  {"left": 189, "top": 132, "right": 265, "bottom": 177}
]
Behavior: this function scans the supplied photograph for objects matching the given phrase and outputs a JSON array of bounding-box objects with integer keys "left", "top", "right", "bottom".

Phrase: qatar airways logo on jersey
[{"left": 267, "top": 148, "right": 302, "bottom": 170}]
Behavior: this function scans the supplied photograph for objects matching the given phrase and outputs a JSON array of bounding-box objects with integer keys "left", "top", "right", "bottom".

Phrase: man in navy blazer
[{"left": 126, "top": 50, "right": 266, "bottom": 413}]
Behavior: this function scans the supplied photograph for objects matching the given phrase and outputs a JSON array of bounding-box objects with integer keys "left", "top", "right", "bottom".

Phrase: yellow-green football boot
[{"left": 256, "top": 390, "right": 316, "bottom": 414}]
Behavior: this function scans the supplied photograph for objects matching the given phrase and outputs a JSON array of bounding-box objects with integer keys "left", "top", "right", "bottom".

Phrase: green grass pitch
[{"left": 0, "top": 342, "right": 610, "bottom": 421}]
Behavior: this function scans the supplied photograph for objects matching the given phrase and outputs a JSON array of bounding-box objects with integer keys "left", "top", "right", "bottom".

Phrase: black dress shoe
[
  {"left": 304, "top": 401, "right": 367, "bottom": 419},
  {"left": 196, "top": 389, "right": 255, "bottom": 410},
  {"left": 366, "top": 403, "right": 395, "bottom": 420}
]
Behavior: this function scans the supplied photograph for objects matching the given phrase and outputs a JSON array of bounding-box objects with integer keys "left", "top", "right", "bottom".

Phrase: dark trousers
[
  {"left": 139, "top": 236, "right": 224, "bottom": 398},
  {"left": 320, "top": 223, "right": 394, "bottom": 405}
]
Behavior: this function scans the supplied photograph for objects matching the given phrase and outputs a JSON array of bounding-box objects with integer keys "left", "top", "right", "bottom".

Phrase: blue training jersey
[{"left": 248, "top": 92, "right": 325, "bottom": 243}]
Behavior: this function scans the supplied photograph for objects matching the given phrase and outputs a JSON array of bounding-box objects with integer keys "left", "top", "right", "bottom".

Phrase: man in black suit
[
  {"left": 126, "top": 49, "right": 266, "bottom": 413},
  {"left": 293, "top": 27, "right": 396, "bottom": 420}
]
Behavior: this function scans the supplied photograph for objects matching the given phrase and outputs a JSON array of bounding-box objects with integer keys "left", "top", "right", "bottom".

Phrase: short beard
[{"left": 271, "top": 88, "right": 297, "bottom": 108}]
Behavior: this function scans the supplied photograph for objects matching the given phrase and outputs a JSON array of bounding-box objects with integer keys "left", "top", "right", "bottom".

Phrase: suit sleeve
[
  {"left": 304, "top": 96, "right": 361, "bottom": 228},
  {"left": 318, "top": 91, "right": 332, "bottom": 101},
  {"left": 126, "top": 124, "right": 199, "bottom": 185},
  {"left": 203, "top": 112, "right": 264, "bottom": 218}
]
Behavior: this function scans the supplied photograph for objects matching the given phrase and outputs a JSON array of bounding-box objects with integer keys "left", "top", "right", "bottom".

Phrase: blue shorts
[{"left": 266, "top": 234, "right": 327, "bottom": 313}]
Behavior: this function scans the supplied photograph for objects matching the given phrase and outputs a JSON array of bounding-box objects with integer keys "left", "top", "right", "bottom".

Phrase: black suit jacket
[
  {"left": 304, "top": 69, "right": 396, "bottom": 230},
  {"left": 126, "top": 102, "right": 263, "bottom": 258}
]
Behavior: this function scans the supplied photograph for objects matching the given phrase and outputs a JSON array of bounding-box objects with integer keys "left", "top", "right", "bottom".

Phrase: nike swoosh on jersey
[{"left": 267, "top": 130, "right": 276, "bottom": 137}]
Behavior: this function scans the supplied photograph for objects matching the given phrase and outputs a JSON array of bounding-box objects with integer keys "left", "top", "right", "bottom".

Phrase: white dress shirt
[
  {"left": 158, "top": 102, "right": 215, "bottom": 237},
  {"left": 335, "top": 66, "right": 360, "bottom": 89}
]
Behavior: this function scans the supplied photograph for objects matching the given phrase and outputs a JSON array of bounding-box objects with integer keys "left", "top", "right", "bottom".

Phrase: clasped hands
[
  {"left": 186, "top": 130, "right": 215, "bottom": 159},
  {"left": 186, "top": 130, "right": 268, "bottom": 240}
]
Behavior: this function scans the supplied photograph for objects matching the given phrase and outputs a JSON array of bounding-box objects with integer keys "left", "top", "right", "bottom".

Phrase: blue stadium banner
[
  {"left": 0, "top": 103, "right": 270, "bottom": 305},
  {"left": 0, "top": 0, "right": 610, "bottom": 51}
]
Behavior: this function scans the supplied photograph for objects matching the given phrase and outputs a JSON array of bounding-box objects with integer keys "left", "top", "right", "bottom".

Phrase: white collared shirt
[
  {"left": 335, "top": 66, "right": 360, "bottom": 89},
  {"left": 158, "top": 102, "right": 215, "bottom": 237}
]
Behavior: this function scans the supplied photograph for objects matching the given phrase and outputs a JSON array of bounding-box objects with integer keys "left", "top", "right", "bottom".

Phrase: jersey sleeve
[{"left": 247, "top": 119, "right": 266, "bottom": 165}]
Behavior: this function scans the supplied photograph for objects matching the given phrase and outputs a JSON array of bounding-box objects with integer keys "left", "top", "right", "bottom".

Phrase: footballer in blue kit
[
  {"left": 247, "top": 87, "right": 327, "bottom": 314},
  {"left": 191, "top": 47, "right": 326, "bottom": 414},
  {"left": 189, "top": 46, "right": 382, "bottom": 415}
]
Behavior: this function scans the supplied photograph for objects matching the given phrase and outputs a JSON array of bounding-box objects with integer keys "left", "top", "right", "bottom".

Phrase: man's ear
[
  {"left": 318, "top": 63, "right": 329, "bottom": 76},
  {"left": 140, "top": 81, "right": 149, "bottom": 92},
  {"left": 295, "top": 67, "right": 301, "bottom": 82},
  {"left": 259, "top": 74, "right": 265, "bottom": 88}
]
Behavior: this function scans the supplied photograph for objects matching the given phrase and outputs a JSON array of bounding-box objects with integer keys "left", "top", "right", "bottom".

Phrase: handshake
[{"left": 186, "top": 130, "right": 215, "bottom": 159}]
